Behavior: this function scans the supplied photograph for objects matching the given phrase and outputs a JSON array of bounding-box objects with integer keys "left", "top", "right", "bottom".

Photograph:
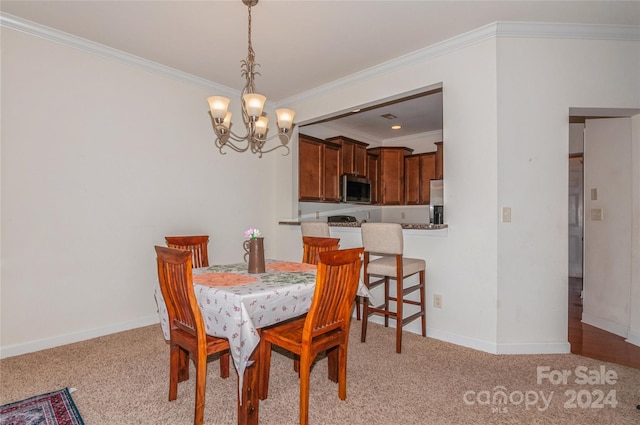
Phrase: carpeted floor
[{"left": 1, "top": 322, "right": 639, "bottom": 424}]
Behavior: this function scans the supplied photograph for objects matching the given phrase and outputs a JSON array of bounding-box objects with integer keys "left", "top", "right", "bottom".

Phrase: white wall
[
  {"left": 0, "top": 27, "right": 295, "bottom": 356},
  {"left": 495, "top": 37, "right": 639, "bottom": 348},
  {"left": 287, "top": 36, "right": 502, "bottom": 350}
]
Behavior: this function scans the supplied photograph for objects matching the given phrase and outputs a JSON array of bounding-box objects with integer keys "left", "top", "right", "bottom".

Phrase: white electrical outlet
[
  {"left": 434, "top": 294, "right": 443, "bottom": 309},
  {"left": 315, "top": 211, "right": 320, "bottom": 219},
  {"left": 401, "top": 212, "right": 406, "bottom": 219}
]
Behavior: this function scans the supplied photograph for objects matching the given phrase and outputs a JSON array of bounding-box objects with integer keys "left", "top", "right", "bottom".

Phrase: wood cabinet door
[
  {"left": 420, "top": 152, "right": 436, "bottom": 204},
  {"left": 435, "top": 141, "right": 443, "bottom": 179},
  {"left": 323, "top": 144, "right": 341, "bottom": 202},
  {"left": 404, "top": 155, "right": 420, "bottom": 205},
  {"left": 353, "top": 144, "right": 367, "bottom": 176},
  {"left": 298, "top": 136, "right": 323, "bottom": 201},
  {"left": 379, "top": 148, "right": 405, "bottom": 205},
  {"left": 367, "top": 153, "right": 379, "bottom": 204},
  {"left": 340, "top": 142, "right": 354, "bottom": 175}
]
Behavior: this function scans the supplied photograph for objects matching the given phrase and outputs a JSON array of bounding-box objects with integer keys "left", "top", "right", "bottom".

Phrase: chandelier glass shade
[{"left": 207, "top": 0, "right": 295, "bottom": 157}]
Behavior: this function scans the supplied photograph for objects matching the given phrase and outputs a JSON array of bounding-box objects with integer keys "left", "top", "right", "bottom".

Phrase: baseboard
[
  {"left": 0, "top": 315, "right": 160, "bottom": 359},
  {"left": 426, "top": 327, "right": 498, "bottom": 354},
  {"left": 362, "top": 314, "right": 570, "bottom": 355},
  {"left": 494, "top": 341, "right": 571, "bottom": 355},
  {"left": 625, "top": 330, "right": 640, "bottom": 347},
  {"left": 581, "top": 312, "right": 629, "bottom": 338}
]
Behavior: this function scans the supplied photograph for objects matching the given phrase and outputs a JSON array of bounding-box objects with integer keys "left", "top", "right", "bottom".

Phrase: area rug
[{"left": 0, "top": 387, "right": 84, "bottom": 425}]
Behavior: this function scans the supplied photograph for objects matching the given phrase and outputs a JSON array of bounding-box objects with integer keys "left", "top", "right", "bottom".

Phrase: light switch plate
[
  {"left": 502, "top": 207, "right": 512, "bottom": 223},
  {"left": 590, "top": 208, "right": 603, "bottom": 221},
  {"left": 591, "top": 188, "right": 598, "bottom": 201}
]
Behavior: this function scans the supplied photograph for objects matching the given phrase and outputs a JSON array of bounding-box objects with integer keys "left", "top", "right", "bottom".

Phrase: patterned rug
[{"left": 0, "top": 387, "right": 84, "bottom": 425}]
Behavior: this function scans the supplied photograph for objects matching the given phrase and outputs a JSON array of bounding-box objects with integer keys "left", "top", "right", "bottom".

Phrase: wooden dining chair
[
  {"left": 155, "top": 246, "right": 230, "bottom": 425},
  {"left": 258, "top": 247, "right": 363, "bottom": 425},
  {"left": 302, "top": 236, "right": 340, "bottom": 265},
  {"left": 165, "top": 235, "right": 210, "bottom": 268}
]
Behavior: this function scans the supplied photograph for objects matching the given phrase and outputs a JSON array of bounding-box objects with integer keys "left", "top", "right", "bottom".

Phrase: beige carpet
[{"left": 1, "top": 322, "right": 639, "bottom": 424}]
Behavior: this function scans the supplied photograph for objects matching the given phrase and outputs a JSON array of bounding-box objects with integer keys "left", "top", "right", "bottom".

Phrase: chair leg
[
  {"left": 384, "top": 277, "right": 390, "bottom": 328},
  {"left": 294, "top": 355, "right": 300, "bottom": 375},
  {"left": 337, "top": 345, "right": 347, "bottom": 400},
  {"left": 355, "top": 296, "right": 361, "bottom": 320},
  {"left": 420, "top": 270, "right": 427, "bottom": 337},
  {"left": 299, "top": 353, "right": 312, "bottom": 425},
  {"left": 193, "top": 353, "right": 207, "bottom": 425},
  {"left": 327, "top": 347, "right": 338, "bottom": 383},
  {"left": 177, "top": 346, "right": 190, "bottom": 383},
  {"left": 258, "top": 340, "right": 272, "bottom": 400},
  {"left": 361, "top": 296, "right": 369, "bottom": 343},
  {"left": 168, "top": 345, "right": 181, "bottom": 401},
  {"left": 396, "top": 275, "right": 403, "bottom": 354},
  {"left": 219, "top": 351, "right": 230, "bottom": 379}
]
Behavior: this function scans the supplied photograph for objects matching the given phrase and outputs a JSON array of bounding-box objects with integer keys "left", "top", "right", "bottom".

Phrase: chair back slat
[
  {"left": 155, "top": 246, "right": 205, "bottom": 343},
  {"left": 302, "top": 236, "right": 340, "bottom": 265},
  {"left": 165, "top": 235, "right": 210, "bottom": 268},
  {"left": 303, "top": 248, "right": 363, "bottom": 342}
]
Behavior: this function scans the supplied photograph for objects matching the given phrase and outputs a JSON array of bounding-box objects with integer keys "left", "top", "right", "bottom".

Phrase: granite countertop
[{"left": 279, "top": 220, "right": 447, "bottom": 230}]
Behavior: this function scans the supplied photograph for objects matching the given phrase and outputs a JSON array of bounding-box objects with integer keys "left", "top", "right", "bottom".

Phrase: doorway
[{"left": 568, "top": 154, "right": 584, "bottom": 278}]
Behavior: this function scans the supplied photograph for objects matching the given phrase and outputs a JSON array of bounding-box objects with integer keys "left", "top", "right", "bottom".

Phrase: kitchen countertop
[{"left": 279, "top": 220, "right": 448, "bottom": 230}]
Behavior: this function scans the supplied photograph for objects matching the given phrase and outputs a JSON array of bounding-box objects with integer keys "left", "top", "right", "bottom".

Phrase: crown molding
[
  {"left": 282, "top": 21, "right": 639, "bottom": 106},
  {"left": 0, "top": 12, "right": 238, "bottom": 99},
  {"left": 495, "top": 21, "right": 640, "bottom": 41}
]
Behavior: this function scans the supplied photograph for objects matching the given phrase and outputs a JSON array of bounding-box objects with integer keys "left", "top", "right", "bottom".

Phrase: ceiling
[{"left": 2, "top": 1, "right": 638, "bottom": 141}]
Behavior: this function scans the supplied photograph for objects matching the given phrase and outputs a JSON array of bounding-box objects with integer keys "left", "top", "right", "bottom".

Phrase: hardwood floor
[{"left": 568, "top": 277, "right": 640, "bottom": 369}]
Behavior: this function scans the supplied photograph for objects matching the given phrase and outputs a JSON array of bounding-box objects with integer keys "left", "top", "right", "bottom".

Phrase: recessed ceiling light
[
  {"left": 351, "top": 109, "right": 361, "bottom": 113},
  {"left": 391, "top": 125, "right": 402, "bottom": 130}
]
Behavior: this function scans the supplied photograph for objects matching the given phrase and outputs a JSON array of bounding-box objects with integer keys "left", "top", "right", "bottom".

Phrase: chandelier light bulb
[
  {"left": 207, "top": 96, "right": 230, "bottom": 120},
  {"left": 255, "top": 116, "right": 269, "bottom": 137},
  {"left": 276, "top": 109, "right": 295, "bottom": 132},
  {"left": 243, "top": 93, "right": 266, "bottom": 119}
]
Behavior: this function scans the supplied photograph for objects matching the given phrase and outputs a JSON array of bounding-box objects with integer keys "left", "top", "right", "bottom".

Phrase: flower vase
[{"left": 243, "top": 237, "right": 265, "bottom": 274}]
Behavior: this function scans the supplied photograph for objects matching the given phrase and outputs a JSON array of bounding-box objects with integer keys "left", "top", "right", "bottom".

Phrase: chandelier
[{"left": 207, "top": 0, "right": 295, "bottom": 157}]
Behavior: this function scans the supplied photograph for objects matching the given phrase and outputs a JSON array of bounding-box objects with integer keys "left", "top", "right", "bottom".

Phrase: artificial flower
[{"left": 244, "top": 228, "right": 261, "bottom": 238}]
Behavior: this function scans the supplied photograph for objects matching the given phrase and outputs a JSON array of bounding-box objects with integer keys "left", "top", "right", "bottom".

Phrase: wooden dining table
[{"left": 155, "top": 259, "right": 370, "bottom": 424}]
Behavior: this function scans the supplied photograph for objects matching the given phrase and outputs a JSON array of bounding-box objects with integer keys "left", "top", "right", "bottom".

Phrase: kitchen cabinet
[
  {"left": 435, "top": 141, "right": 444, "bottom": 179},
  {"left": 367, "top": 147, "right": 413, "bottom": 205},
  {"left": 327, "top": 136, "right": 369, "bottom": 176},
  {"left": 405, "top": 152, "right": 436, "bottom": 205},
  {"left": 298, "top": 134, "right": 340, "bottom": 202},
  {"left": 367, "top": 152, "right": 380, "bottom": 205}
]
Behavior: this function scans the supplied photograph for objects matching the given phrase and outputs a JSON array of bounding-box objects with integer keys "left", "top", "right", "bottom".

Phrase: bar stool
[{"left": 360, "top": 223, "right": 426, "bottom": 353}]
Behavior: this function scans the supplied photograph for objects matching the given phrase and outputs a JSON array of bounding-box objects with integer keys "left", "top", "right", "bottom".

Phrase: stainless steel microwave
[{"left": 341, "top": 174, "right": 371, "bottom": 204}]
